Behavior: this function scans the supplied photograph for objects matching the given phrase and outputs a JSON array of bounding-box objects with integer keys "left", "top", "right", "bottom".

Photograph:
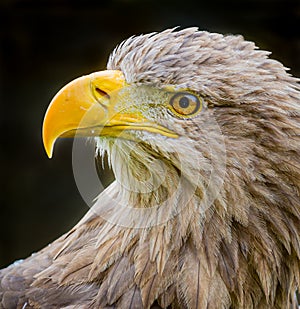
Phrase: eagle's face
[{"left": 42, "top": 27, "right": 299, "bottom": 226}]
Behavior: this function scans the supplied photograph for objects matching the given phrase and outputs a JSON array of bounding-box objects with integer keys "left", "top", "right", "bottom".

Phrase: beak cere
[{"left": 42, "top": 70, "right": 126, "bottom": 158}]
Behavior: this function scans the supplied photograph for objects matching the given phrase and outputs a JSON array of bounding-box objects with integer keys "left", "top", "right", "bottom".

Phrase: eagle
[{"left": 1, "top": 27, "right": 300, "bottom": 309}]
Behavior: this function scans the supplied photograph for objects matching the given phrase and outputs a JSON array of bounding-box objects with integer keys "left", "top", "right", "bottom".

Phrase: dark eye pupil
[{"left": 179, "top": 96, "right": 189, "bottom": 108}]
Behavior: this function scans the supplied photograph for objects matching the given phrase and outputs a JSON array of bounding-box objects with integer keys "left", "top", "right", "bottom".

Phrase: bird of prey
[{"left": 1, "top": 27, "right": 300, "bottom": 309}]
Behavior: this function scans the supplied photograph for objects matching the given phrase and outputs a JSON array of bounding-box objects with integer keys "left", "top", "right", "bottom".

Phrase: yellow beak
[{"left": 42, "top": 70, "right": 177, "bottom": 158}]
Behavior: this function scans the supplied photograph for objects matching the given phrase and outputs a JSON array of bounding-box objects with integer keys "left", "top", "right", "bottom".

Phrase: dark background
[{"left": 0, "top": 0, "right": 299, "bottom": 268}]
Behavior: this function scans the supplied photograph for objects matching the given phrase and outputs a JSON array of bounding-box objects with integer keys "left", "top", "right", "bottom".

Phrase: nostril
[{"left": 95, "top": 87, "right": 110, "bottom": 99}]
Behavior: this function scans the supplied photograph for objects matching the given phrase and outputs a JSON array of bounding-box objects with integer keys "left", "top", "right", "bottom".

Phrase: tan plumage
[{"left": 1, "top": 27, "right": 300, "bottom": 308}]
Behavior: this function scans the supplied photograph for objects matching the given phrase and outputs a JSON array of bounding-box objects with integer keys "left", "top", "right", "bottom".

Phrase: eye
[{"left": 169, "top": 92, "right": 202, "bottom": 118}]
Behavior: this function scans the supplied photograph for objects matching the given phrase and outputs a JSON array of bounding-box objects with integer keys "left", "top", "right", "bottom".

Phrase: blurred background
[{"left": 0, "top": 0, "right": 299, "bottom": 268}]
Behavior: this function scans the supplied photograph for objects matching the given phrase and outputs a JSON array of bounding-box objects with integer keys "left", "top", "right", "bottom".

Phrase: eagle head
[{"left": 41, "top": 28, "right": 300, "bottom": 308}]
